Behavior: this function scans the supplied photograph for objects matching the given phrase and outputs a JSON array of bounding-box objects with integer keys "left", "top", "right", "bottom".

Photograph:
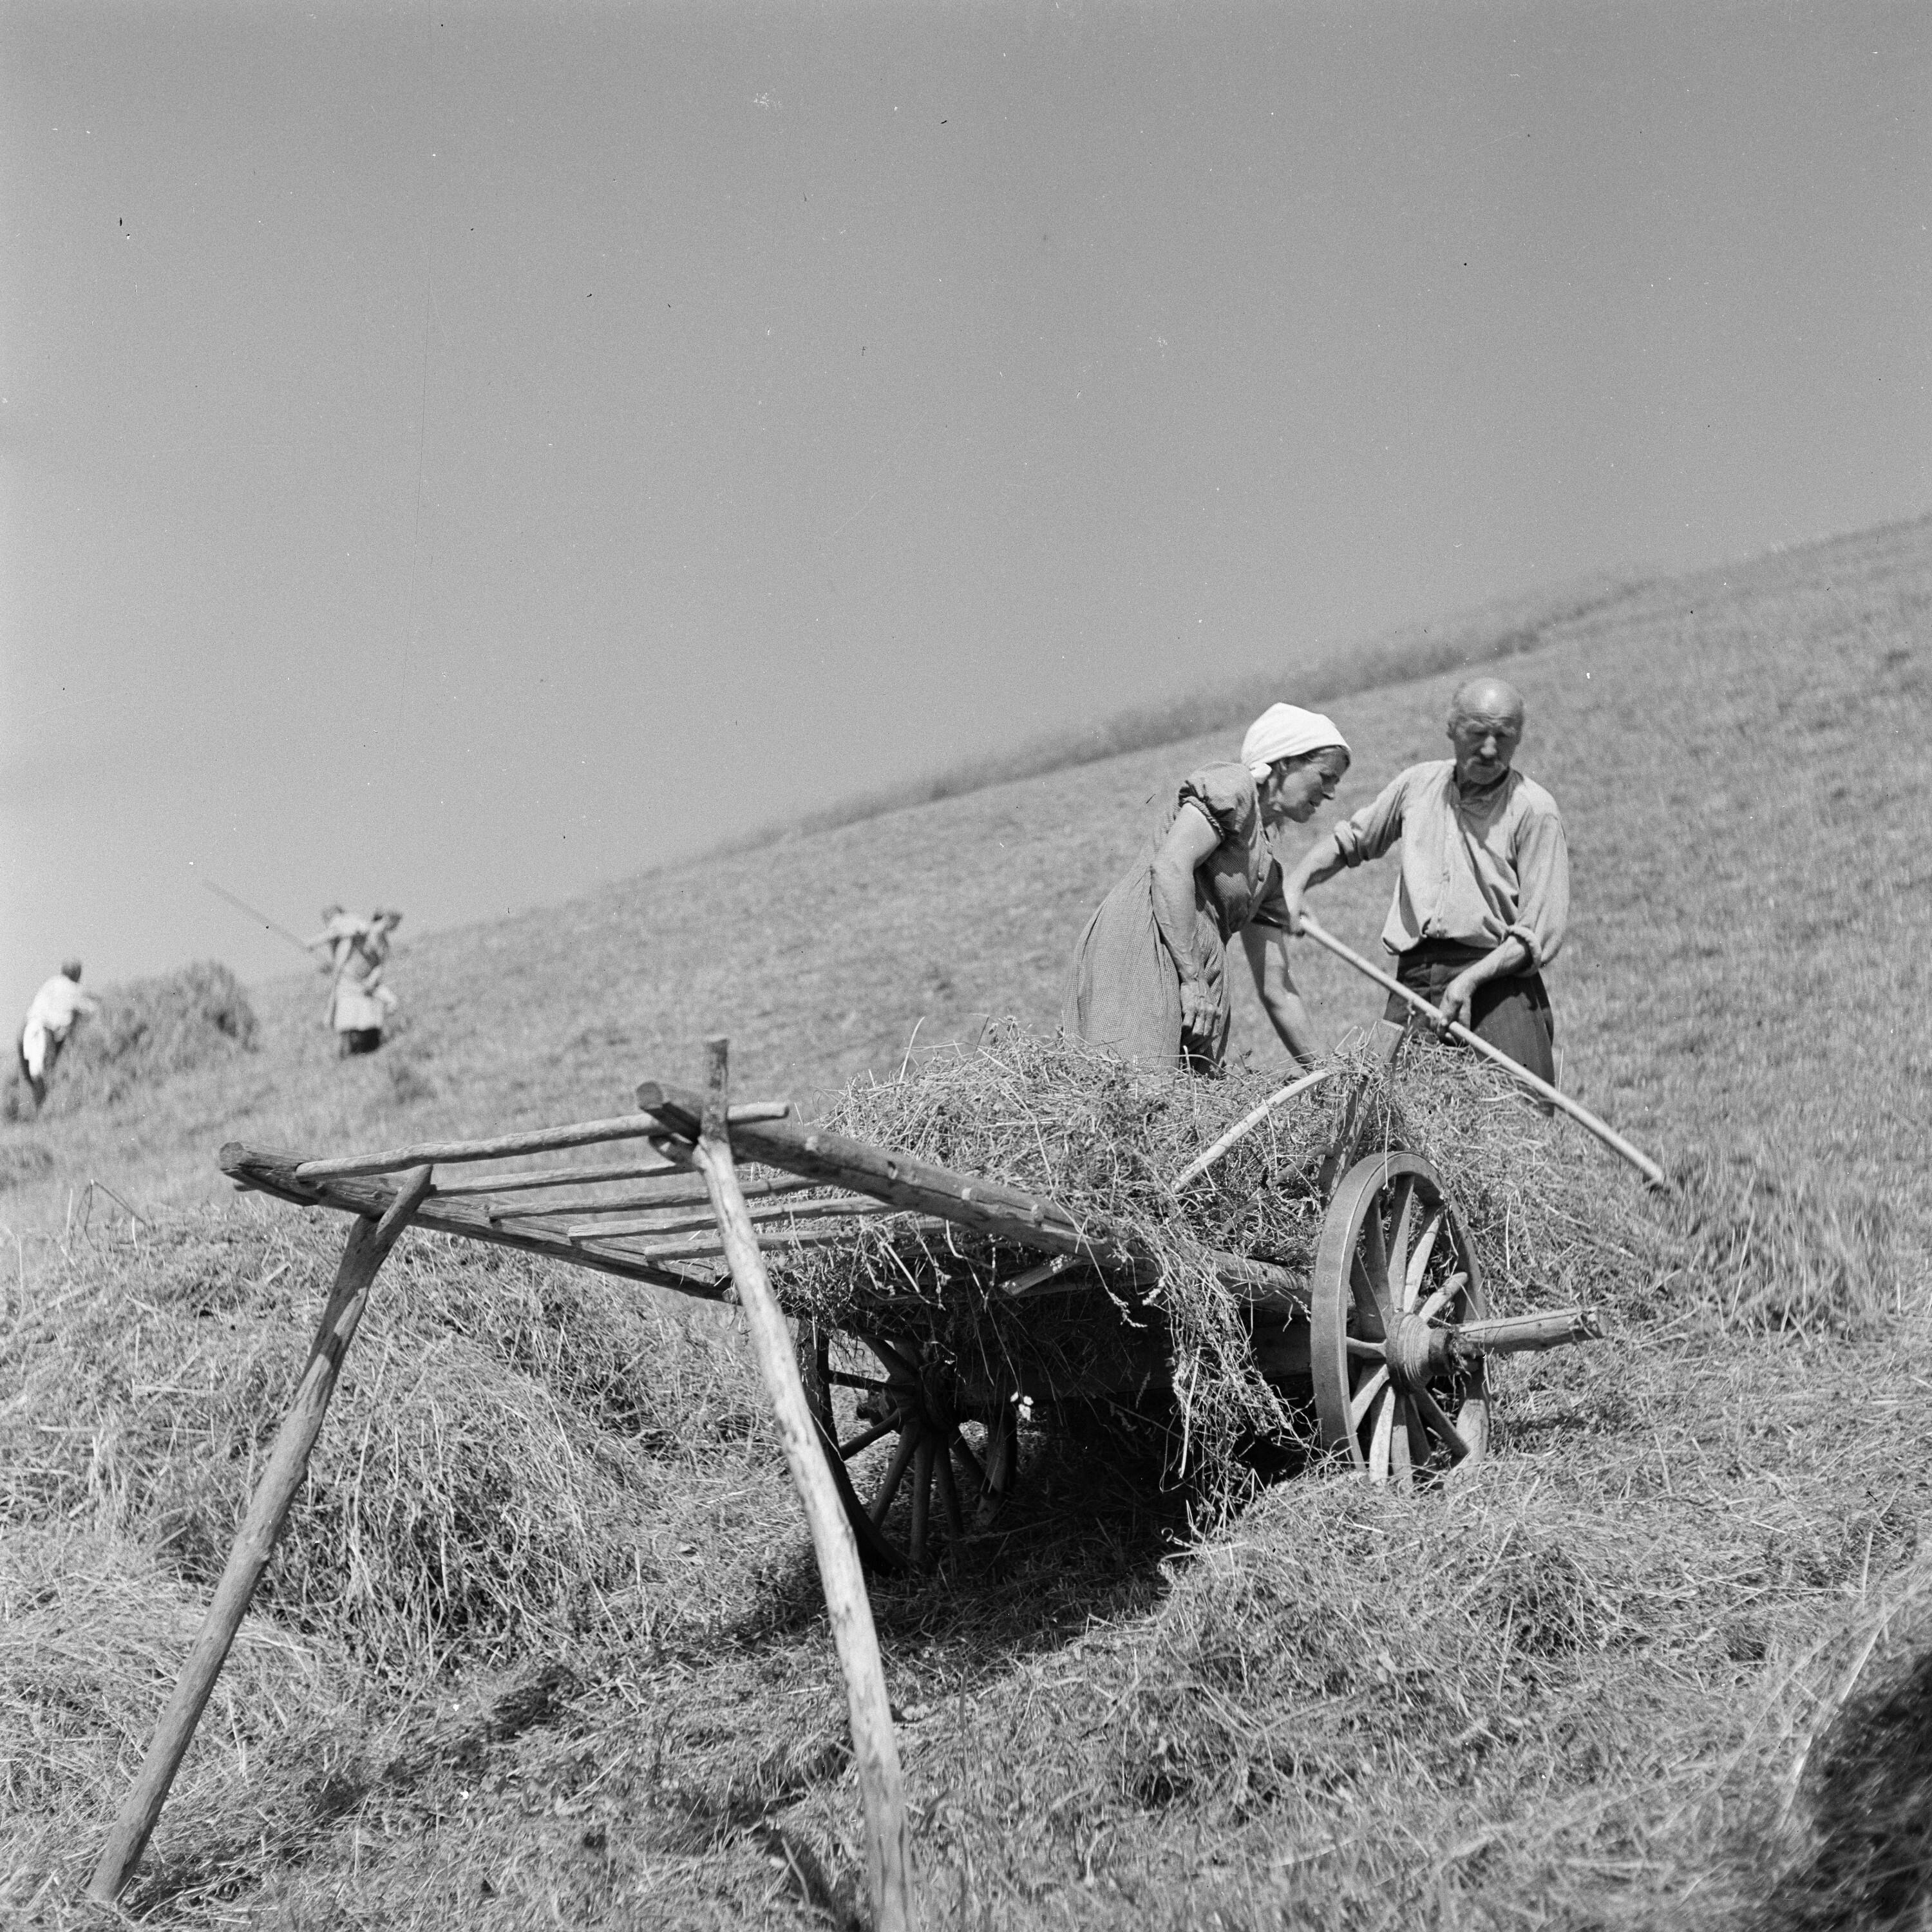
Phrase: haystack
[
  {"left": 3, "top": 960, "right": 258, "bottom": 1121},
  {"left": 769, "top": 1025, "right": 1665, "bottom": 1494}
]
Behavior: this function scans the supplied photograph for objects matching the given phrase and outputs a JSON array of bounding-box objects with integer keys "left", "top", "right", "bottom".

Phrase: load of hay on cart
[
  {"left": 93, "top": 1018, "right": 1660, "bottom": 1918},
  {"left": 221, "top": 1027, "right": 1600, "bottom": 1570}
]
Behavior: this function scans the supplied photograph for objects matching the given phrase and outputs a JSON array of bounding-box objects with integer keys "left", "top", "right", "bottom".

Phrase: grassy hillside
[{"left": 3, "top": 516, "right": 1931, "bottom": 1929}]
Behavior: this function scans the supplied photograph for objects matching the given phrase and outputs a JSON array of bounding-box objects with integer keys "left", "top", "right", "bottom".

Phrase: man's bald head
[
  {"left": 1448, "top": 676, "right": 1526, "bottom": 733},
  {"left": 1446, "top": 676, "right": 1526, "bottom": 788}
]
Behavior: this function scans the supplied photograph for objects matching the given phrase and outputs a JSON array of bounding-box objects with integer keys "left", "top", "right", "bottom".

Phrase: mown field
[{"left": 3, "top": 516, "right": 1930, "bottom": 1929}]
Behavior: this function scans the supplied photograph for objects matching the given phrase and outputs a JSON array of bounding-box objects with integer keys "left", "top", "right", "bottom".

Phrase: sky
[{"left": 3, "top": 0, "right": 1928, "bottom": 1012}]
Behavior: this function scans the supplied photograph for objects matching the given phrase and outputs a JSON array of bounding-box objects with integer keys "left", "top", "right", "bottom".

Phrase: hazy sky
[{"left": 4, "top": 1, "right": 1928, "bottom": 1011}]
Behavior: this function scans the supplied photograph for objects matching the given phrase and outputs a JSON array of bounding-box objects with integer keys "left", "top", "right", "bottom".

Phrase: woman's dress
[{"left": 1061, "top": 762, "right": 1289, "bottom": 1069}]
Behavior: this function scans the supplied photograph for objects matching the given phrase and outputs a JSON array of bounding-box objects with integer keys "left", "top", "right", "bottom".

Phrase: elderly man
[{"left": 1283, "top": 675, "right": 1569, "bottom": 1082}]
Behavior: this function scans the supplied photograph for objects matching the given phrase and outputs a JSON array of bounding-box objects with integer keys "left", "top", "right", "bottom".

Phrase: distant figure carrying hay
[
  {"left": 1283, "top": 675, "right": 1569, "bottom": 1084},
  {"left": 306, "top": 907, "right": 402, "bottom": 1056},
  {"left": 17, "top": 961, "right": 99, "bottom": 1109},
  {"left": 1063, "top": 704, "right": 1351, "bottom": 1071}
]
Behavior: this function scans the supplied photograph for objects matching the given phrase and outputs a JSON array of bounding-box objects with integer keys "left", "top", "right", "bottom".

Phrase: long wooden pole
[
  {"left": 291, "top": 1102, "right": 788, "bottom": 1180},
  {"left": 1298, "top": 915, "right": 1670, "bottom": 1191},
  {"left": 686, "top": 1039, "right": 915, "bottom": 1932},
  {"left": 637, "top": 1081, "right": 1308, "bottom": 1311},
  {"left": 88, "top": 1166, "right": 433, "bottom": 1904},
  {"left": 1168, "top": 1067, "right": 1338, "bottom": 1189}
]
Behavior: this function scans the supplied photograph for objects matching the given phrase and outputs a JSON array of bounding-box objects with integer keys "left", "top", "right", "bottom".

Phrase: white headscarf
[{"left": 1242, "top": 703, "right": 1350, "bottom": 781}]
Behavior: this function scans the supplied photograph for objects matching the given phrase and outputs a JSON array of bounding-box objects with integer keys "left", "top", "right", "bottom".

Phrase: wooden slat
[
  {"left": 292, "top": 1101, "right": 790, "bottom": 1181},
  {"left": 430, "top": 1156, "right": 684, "bottom": 1197},
  {"left": 486, "top": 1175, "right": 817, "bottom": 1222},
  {"left": 635, "top": 1081, "right": 1307, "bottom": 1312},
  {"left": 565, "top": 1196, "right": 890, "bottom": 1242},
  {"left": 221, "top": 1144, "right": 729, "bottom": 1298}
]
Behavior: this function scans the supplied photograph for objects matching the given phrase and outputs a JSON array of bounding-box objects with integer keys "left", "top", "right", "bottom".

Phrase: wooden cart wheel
[
  {"left": 1310, "top": 1150, "right": 1490, "bottom": 1489},
  {"left": 796, "top": 1323, "right": 1018, "bottom": 1574}
]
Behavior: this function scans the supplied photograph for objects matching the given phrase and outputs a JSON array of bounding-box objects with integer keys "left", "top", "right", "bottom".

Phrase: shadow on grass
[
  {"left": 1759, "top": 1646, "right": 1932, "bottom": 1931},
  {"left": 730, "top": 1406, "right": 1316, "bottom": 1671}
]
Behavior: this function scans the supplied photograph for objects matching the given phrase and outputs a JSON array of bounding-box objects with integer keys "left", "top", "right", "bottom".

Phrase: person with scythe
[
  {"left": 306, "top": 905, "right": 403, "bottom": 1056},
  {"left": 1282, "top": 675, "right": 1569, "bottom": 1083}
]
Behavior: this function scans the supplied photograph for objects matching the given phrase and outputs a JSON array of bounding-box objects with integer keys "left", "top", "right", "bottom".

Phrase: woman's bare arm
[
  {"left": 1149, "top": 804, "right": 1224, "bottom": 1042},
  {"left": 1241, "top": 925, "right": 1321, "bottom": 1067}
]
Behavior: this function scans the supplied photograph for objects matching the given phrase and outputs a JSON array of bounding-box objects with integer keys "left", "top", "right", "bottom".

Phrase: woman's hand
[{"left": 1177, "top": 976, "right": 1213, "bottom": 1054}]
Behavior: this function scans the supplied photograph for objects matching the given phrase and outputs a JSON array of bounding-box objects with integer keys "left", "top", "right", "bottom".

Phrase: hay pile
[
  {"left": 0, "top": 1211, "right": 766, "bottom": 1679},
  {"left": 1, "top": 960, "right": 260, "bottom": 1121},
  {"left": 772, "top": 1026, "right": 1658, "bottom": 1491},
  {"left": 773, "top": 1023, "right": 1906, "bottom": 1492}
]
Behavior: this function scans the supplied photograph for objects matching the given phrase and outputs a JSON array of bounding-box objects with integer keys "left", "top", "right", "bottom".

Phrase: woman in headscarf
[{"left": 1062, "top": 704, "right": 1351, "bottom": 1071}]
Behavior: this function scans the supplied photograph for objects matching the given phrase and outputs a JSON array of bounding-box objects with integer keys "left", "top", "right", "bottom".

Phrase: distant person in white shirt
[
  {"left": 18, "top": 960, "right": 100, "bottom": 1108},
  {"left": 305, "top": 906, "right": 402, "bottom": 1056}
]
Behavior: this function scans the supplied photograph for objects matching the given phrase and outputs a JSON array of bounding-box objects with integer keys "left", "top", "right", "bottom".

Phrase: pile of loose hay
[
  {"left": 770, "top": 1025, "right": 1663, "bottom": 1493},
  {"left": 0, "top": 1210, "right": 766, "bottom": 1679},
  {"left": 1, "top": 960, "right": 260, "bottom": 1121},
  {"left": 772, "top": 1023, "right": 1908, "bottom": 1495}
]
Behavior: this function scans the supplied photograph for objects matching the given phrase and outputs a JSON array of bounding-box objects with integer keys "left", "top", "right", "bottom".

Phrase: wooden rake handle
[{"left": 1298, "top": 915, "right": 1670, "bottom": 1192}]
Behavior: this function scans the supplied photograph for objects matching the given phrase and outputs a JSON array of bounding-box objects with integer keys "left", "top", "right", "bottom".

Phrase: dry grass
[
  {"left": 1, "top": 517, "right": 1930, "bottom": 1927},
  {"left": 1, "top": 962, "right": 259, "bottom": 1126}
]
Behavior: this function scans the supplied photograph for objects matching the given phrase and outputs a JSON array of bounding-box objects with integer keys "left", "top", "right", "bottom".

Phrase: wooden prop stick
[
  {"left": 292, "top": 1102, "right": 788, "bottom": 1181},
  {"left": 1169, "top": 1067, "right": 1338, "bottom": 1190},
  {"left": 1297, "top": 916, "right": 1671, "bottom": 1192},
  {"left": 688, "top": 1039, "right": 915, "bottom": 1932},
  {"left": 88, "top": 1167, "right": 434, "bottom": 1906}
]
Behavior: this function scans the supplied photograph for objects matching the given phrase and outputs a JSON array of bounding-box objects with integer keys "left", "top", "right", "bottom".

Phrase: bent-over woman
[{"left": 1062, "top": 705, "right": 1350, "bottom": 1070}]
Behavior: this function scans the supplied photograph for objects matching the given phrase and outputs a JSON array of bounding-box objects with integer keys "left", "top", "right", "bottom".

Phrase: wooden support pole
[
  {"left": 88, "top": 1166, "right": 433, "bottom": 1906},
  {"left": 687, "top": 1039, "right": 915, "bottom": 1932},
  {"left": 1297, "top": 916, "right": 1671, "bottom": 1192}
]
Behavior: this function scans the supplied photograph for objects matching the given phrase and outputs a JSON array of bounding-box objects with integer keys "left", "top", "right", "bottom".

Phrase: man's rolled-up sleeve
[
  {"left": 1331, "top": 772, "right": 1409, "bottom": 868},
  {"left": 1508, "top": 804, "right": 1570, "bottom": 966}
]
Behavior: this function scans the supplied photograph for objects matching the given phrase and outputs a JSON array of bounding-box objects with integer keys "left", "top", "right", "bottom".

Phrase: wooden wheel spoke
[
  {"left": 1409, "top": 1385, "right": 1470, "bottom": 1463},
  {"left": 1359, "top": 1208, "right": 1391, "bottom": 1316},
  {"left": 981, "top": 1402, "right": 1018, "bottom": 1496},
  {"left": 948, "top": 1429, "right": 989, "bottom": 1494},
  {"left": 1345, "top": 1337, "right": 1387, "bottom": 1359},
  {"left": 1401, "top": 1393, "right": 1432, "bottom": 1477},
  {"left": 1390, "top": 1399, "right": 1417, "bottom": 1493},
  {"left": 1384, "top": 1177, "right": 1419, "bottom": 1306},
  {"left": 1416, "top": 1269, "right": 1467, "bottom": 1326},
  {"left": 837, "top": 1417, "right": 897, "bottom": 1460},
  {"left": 907, "top": 1436, "right": 937, "bottom": 1566},
  {"left": 861, "top": 1334, "right": 920, "bottom": 1379},
  {"left": 1349, "top": 1255, "right": 1387, "bottom": 1334},
  {"left": 934, "top": 1441, "right": 967, "bottom": 1543},
  {"left": 867, "top": 1421, "right": 923, "bottom": 1525},
  {"left": 1402, "top": 1208, "right": 1444, "bottom": 1312},
  {"left": 1349, "top": 1365, "right": 1390, "bottom": 1431},
  {"left": 826, "top": 1370, "right": 898, "bottom": 1395},
  {"left": 1368, "top": 1387, "right": 1396, "bottom": 1486}
]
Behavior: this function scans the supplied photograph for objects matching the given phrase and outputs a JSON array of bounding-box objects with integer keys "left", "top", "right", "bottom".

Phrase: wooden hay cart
[{"left": 90, "top": 1037, "right": 1599, "bottom": 1920}]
